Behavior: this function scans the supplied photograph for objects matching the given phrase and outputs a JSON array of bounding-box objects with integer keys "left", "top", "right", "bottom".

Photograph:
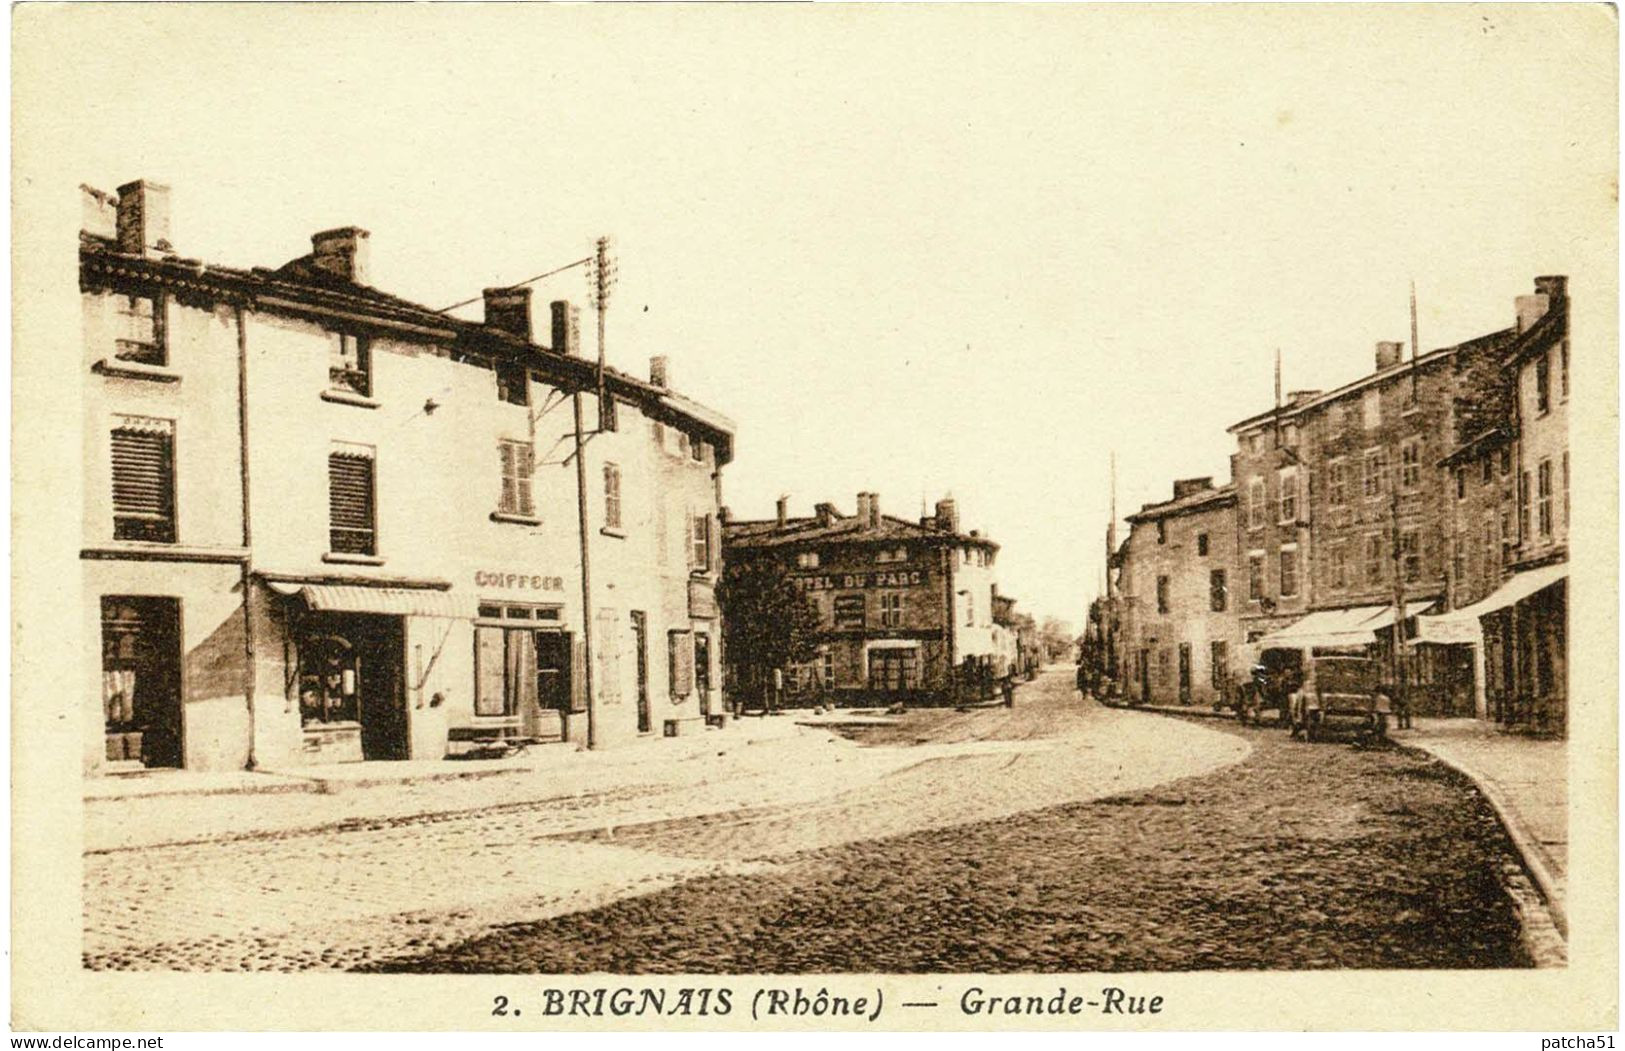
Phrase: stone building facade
[
  {"left": 721, "top": 494, "right": 1004, "bottom": 705},
  {"left": 82, "top": 179, "right": 733, "bottom": 774},
  {"left": 1115, "top": 478, "right": 1240, "bottom": 707}
]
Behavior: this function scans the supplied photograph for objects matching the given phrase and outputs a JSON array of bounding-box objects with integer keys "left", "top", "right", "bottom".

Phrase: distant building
[
  {"left": 1115, "top": 477, "right": 1239, "bottom": 707},
  {"left": 721, "top": 494, "right": 1003, "bottom": 705}
]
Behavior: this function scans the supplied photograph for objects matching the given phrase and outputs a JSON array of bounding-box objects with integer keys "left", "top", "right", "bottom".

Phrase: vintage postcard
[{"left": 9, "top": 1, "right": 1618, "bottom": 1034}]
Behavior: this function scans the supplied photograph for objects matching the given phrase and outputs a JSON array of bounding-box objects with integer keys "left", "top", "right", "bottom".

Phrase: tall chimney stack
[
  {"left": 115, "top": 180, "right": 172, "bottom": 258},
  {"left": 650, "top": 356, "right": 669, "bottom": 388},
  {"left": 550, "top": 300, "right": 581, "bottom": 356},
  {"left": 1375, "top": 340, "right": 1404, "bottom": 371},
  {"left": 935, "top": 497, "right": 959, "bottom": 533},
  {"left": 867, "top": 491, "right": 881, "bottom": 528},
  {"left": 776, "top": 495, "right": 789, "bottom": 528},
  {"left": 855, "top": 492, "right": 871, "bottom": 525},
  {"left": 311, "top": 226, "right": 370, "bottom": 284},
  {"left": 482, "top": 287, "right": 532, "bottom": 340}
]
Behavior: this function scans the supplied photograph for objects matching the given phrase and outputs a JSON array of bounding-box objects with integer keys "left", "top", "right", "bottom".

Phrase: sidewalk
[
  {"left": 1392, "top": 717, "right": 1568, "bottom": 936},
  {"left": 83, "top": 714, "right": 831, "bottom": 853}
]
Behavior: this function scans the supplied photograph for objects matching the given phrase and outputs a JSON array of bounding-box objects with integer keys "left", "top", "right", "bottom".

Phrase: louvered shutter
[
  {"left": 111, "top": 425, "right": 175, "bottom": 542},
  {"left": 498, "top": 442, "right": 516, "bottom": 513},
  {"left": 328, "top": 451, "right": 375, "bottom": 554},
  {"left": 569, "top": 634, "right": 588, "bottom": 713},
  {"left": 474, "top": 626, "right": 507, "bottom": 716},
  {"left": 668, "top": 630, "right": 694, "bottom": 698},
  {"left": 516, "top": 442, "right": 534, "bottom": 516}
]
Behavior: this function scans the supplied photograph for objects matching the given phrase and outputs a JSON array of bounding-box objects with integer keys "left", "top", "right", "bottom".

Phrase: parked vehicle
[{"left": 1289, "top": 656, "right": 1392, "bottom": 742}]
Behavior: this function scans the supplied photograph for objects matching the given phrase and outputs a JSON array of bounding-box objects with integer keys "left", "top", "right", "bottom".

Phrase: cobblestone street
[
  {"left": 84, "top": 668, "right": 1246, "bottom": 970},
  {"left": 86, "top": 669, "right": 1540, "bottom": 973}
]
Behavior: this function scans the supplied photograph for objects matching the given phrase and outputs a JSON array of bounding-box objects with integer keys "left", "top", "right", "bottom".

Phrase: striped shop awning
[{"left": 265, "top": 580, "right": 470, "bottom": 619}]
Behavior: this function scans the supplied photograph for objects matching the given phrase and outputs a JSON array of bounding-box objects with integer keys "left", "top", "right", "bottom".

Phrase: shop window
[
  {"left": 603, "top": 462, "right": 622, "bottom": 530},
  {"left": 114, "top": 292, "right": 166, "bottom": 366},
  {"left": 668, "top": 630, "right": 695, "bottom": 698},
  {"left": 473, "top": 617, "right": 569, "bottom": 719},
  {"left": 1537, "top": 458, "right": 1553, "bottom": 538},
  {"left": 498, "top": 439, "right": 536, "bottom": 517},
  {"left": 299, "top": 632, "right": 362, "bottom": 725},
  {"left": 879, "top": 592, "right": 904, "bottom": 628},
  {"left": 1209, "top": 569, "right": 1227, "bottom": 612},
  {"left": 111, "top": 416, "right": 176, "bottom": 543},
  {"left": 496, "top": 361, "right": 529, "bottom": 406},
  {"left": 1156, "top": 575, "right": 1169, "bottom": 614},
  {"left": 329, "top": 332, "right": 371, "bottom": 397},
  {"left": 328, "top": 444, "right": 377, "bottom": 555},
  {"left": 100, "top": 596, "right": 181, "bottom": 768},
  {"left": 1280, "top": 549, "right": 1299, "bottom": 597}
]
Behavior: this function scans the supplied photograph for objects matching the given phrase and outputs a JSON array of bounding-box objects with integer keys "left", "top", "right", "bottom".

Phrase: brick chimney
[
  {"left": 115, "top": 180, "right": 172, "bottom": 258},
  {"left": 311, "top": 227, "right": 370, "bottom": 284},
  {"left": 935, "top": 497, "right": 959, "bottom": 533},
  {"left": 867, "top": 492, "right": 881, "bottom": 528},
  {"left": 650, "top": 356, "right": 669, "bottom": 388},
  {"left": 482, "top": 287, "right": 532, "bottom": 340},
  {"left": 1516, "top": 276, "right": 1567, "bottom": 334},
  {"left": 815, "top": 502, "right": 838, "bottom": 527},
  {"left": 1171, "top": 477, "right": 1213, "bottom": 500},
  {"left": 855, "top": 492, "right": 871, "bottom": 525},
  {"left": 1375, "top": 341, "right": 1404, "bottom": 370},
  {"left": 776, "top": 495, "right": 789, "bottom": 528},
  {"left": 550, "top": 300, "right": 581, "bottom": 356}
]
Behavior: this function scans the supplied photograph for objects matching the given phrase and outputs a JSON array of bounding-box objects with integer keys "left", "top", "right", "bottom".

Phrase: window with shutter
[
  {"left": 498, "top": 440, "right": 534, "bottom": 516},
  {"left": 110, "top": 416, "right": 175, "bottom": 542},
  {"left": 603, "top": 463, "right": 622, "bottom": 529},
  {"left": 328, "top": 444, "right": 376, "bottom": 555},
  {"left": 690, "top": 513, "right": 710, "bottom": 570}
]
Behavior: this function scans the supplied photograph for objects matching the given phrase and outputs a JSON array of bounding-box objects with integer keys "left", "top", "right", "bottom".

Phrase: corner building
[
  {"left": 722, "top": 494, "right": 1004, "bottom": 704},
  {"left": 82, "top": 180, "right": 732, "bottom": 774}
]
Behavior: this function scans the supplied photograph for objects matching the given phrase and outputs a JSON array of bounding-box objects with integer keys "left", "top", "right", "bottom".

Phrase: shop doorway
[
  {"left": 526, "top": 630, "right": 573, "bottom": 741},
  {"left": 101, "top": 596, "right": 183, "bottom": 769},
  {"left": 297, "top": 613, "right": 408, "bottom": 761},
  {"left": 630, "top": 611, "right": 651, "bottom": 733}
]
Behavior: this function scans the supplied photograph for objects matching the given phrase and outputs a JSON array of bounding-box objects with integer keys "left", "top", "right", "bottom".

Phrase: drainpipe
[
  {"left": 235, "top": 305, "right": 257, "bottom": 769},
  {"left": 571, "top": 386, "right": 598, "bottom": 749}
]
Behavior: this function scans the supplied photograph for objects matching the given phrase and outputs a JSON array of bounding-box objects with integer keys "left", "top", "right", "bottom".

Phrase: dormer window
[
  {"left": 329, "top": 332, "right": 371, "bottom": 397},
  {"left": 496, "top": 362, "right": 529, "bottom": 406},
  {"left": 114, "top": 292, "right": 166, "bottom": 366}
]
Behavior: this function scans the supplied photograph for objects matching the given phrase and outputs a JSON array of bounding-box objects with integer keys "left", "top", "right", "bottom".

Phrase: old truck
[{"left": 1289, "top": 656, "right": 1393, "bottom": 742}]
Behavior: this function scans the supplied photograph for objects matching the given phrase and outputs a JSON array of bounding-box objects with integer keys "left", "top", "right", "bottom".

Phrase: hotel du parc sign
[{"left": 793, "top": 568, "right": 931, "bottom": 592}]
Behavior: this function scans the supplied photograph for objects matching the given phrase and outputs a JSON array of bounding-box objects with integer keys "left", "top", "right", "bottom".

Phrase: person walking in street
[{"left": 1002, "top": 673, "right": 1015, "bottom": 708}]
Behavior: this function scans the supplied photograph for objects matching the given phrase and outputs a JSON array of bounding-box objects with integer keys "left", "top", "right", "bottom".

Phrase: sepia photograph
[{"left": 9, "top": 0, "right": 1618, "bottom": 1034}]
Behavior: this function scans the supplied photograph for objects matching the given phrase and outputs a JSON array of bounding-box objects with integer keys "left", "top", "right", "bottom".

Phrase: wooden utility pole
[
  {"left": 1389, "top": 478, "right": 1408, "bottom": 701},
  {"left": 572, "top": 235, "right": 616, "bottom": 751}
]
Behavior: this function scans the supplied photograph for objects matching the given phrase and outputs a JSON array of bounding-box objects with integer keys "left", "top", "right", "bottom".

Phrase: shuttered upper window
[
  {"left": 328, "top": 443, "right": 376, "bottom": 555},
  {"left": 603, "top": 463, "right": 622, "bottom": 529},
  {"left": 111, "top": 416, "right": 175, "bottom": 542},
  {"left": 498, "top": 440, "right": 535, "bottom": 517}
]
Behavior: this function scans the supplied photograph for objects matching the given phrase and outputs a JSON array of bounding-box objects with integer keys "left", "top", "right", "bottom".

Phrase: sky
[{"left": 19, "top": 4, "right": 1616, "bottom": 629}]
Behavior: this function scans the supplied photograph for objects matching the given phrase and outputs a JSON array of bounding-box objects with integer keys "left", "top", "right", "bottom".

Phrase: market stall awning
[
  {"left": 265, "top": 580, "right": 469, "bottom": 618},
  {"left": 1256, "top": 605, "right": 1390, "bottom": 651},
  {"left": 1362, "top": 600, "right": 1438, "bottom": 632},
  {"left": 1414, "top": 563, "right": 1567, "bottom": 644}
]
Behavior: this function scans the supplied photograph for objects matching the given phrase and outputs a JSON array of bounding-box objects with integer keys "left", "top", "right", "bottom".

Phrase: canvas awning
[
  {"left": 1256, "top": 605, "right": 1390, "bottom": 651},
  {"left": 1415, "top": 563, "right": 1568, "bottom": 644},
  {"left": 1361, "top": 600, "right": 1438, "bottom": 632},
  {"left": 265, "top": 579, "right": 469, "bottom": 618}
]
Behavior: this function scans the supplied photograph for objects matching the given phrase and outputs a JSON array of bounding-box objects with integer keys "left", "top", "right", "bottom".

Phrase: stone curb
[{"left": 1405, "top": 743, "right": 1568, "bottom": 941}]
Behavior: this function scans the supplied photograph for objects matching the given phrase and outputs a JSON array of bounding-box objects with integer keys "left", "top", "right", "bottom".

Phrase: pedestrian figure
[
  {"left": 1002, "top": 674, "right": 1015, "bottom": 708},
  {"left": 1076, "top": 662, "right": 1088, "bottom": 696},
  {"left": 1393, "top": 687, "right": 1413, "bottom": 730}
]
